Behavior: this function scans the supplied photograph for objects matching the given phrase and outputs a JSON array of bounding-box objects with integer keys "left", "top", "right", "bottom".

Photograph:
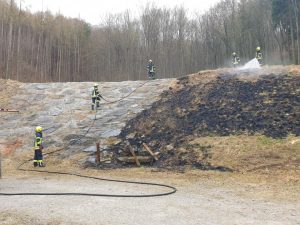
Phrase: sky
[{"left": 21, "top": 0, "right": 222, "bottom": 25}]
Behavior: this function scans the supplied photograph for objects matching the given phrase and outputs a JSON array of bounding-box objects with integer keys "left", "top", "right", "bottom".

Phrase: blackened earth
[{"left": 111, "top": 72, "right": 300, "bottom": 168}]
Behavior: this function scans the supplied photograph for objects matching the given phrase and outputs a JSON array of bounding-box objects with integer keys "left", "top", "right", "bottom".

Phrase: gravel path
[{"left": 0, "top": 174, "right": 299, "bottom": 225}]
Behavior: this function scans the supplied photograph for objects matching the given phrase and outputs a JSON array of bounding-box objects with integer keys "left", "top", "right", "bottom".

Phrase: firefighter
[
  {"left": 232, "top": 52, "right": 240, "bottom": 68},
  {"left": 34, "top": 126, "right": 45, "bottom": 167},
  {"left": 92, "top": 83, "right": 102, "bottom": 110},
  {"left": 256, "top": 47, "right": 263, "bottom": 65},
  {"left": 146, "top": 59, "right": 156, "bottom": 80}
]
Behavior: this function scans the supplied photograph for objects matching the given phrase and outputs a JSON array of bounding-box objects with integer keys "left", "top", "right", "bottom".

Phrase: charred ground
[{"left": 110, "top": 68, "right": 300, "bottom": 170}]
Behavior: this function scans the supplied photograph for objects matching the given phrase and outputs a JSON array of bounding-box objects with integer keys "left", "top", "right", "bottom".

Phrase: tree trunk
[
  {"left": 289, "top": 3, "right": 296, "bottom": 64},
  {"left": 6, "top": 17, "right": 13, "bottom": 79},
  {"left": 293, "top": 0, "right": 299, "bottom": 64}
]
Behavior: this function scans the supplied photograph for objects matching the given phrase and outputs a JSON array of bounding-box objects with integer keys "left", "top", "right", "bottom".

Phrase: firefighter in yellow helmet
[
  {"left": 91, "top": 83, "right": 102, "bottom": 110},
  {"left": 232, "top": 52, "right": 240, "bottom": 68},
  {"left": 256, "top": 47, "right": 263, "bottom": 65},
  {"left": 34, "top": 126, "right": 45, "bottom": 167}
]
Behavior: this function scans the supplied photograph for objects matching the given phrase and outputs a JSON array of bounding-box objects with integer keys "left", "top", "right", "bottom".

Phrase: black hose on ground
[
  {"left": 100, "top": 80, "right": 151, "bottom": 104},
  {"left": 0, "top": 163, "right": 176, "bottom": 197},
  {"left": 0, "top": 135, "right": 177, "bottom": 198}
]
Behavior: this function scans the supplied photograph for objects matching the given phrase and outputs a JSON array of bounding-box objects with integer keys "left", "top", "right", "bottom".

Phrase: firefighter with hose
[
  {"left": 92, "top": 83, "right": 102, "bottom": 110},
  {"left": 256, "top": 47, "right": 263, "bottom": 65}
]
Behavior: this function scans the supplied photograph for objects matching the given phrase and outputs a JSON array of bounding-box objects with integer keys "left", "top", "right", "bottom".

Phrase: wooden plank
[
  {"left": 142, "top": 143, "right": 159, "bottom": 161},
  {"left": 0, "top": 109, "right": 19, "bottom": 113},
  {"left": 0, "top": 149, "right": 2, "bottom": 179},
  {"left": 117, "top": 156, "right": 152, "bottom": 163},
  {"left": 128, "top": 146, "right": 141, "bottom": 166},
  {"left": 95, "top": 142, "right": 100, "bottom": 165}
]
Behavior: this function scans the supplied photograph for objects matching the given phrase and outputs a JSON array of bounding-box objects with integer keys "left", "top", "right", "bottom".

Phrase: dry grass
[
  {"left": 0, "top": 79, "right": 21, "bottom": 108},
  {"left": 183, "top": 135, "right": 300, "bottom": 201},
  {"left": 2, "top": 140, "right": 299, "bottom": 203},
  {"left": 0, "top": 211, "right": 41, "bottom": 225},
  {"left": 188, "top": 135, "right": 300, "bottom": 172},
  {"left": 0, "top": 210, "right": 67, "bottom": 225},
  {"left": 288, "top": 65, "right": 300, "bottom": 76},
  {"left": 0, "top": 140, "right": 23, "bottom": 156}
]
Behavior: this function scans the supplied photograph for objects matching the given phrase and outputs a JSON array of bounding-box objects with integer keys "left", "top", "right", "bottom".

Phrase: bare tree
[{"left": 0, "top": 0, "right": 299, "bottom": 83}]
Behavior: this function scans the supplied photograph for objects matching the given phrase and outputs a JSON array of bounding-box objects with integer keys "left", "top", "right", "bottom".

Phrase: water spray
[{"left": 239, "top": 58, "right": 261, "bottom": 70}]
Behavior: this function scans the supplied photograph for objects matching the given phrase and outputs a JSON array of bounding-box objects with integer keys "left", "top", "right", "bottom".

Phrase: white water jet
[{"left": 239, "top": 58, "right": 261, "bottom": 70}]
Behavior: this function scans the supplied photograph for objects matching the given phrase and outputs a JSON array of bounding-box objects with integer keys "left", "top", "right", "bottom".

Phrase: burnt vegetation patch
[{"left": 112, "top": 73, "right": 300, "bottom": 169}]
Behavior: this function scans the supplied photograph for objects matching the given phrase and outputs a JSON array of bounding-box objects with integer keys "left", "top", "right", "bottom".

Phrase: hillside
[
  {"left": 109, "top": 66, "right": 300, "bottom": 172},
  {"left": 1, "top": 66, "right": 299, "bottom": 174},
  {"left": 0, "top": 78, "right": 174, "bottom": 164},
  {"left": 0, "top": 66, "right": 299, "bottom": 225}
]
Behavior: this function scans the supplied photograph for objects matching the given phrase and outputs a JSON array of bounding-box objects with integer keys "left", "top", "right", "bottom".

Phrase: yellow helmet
[
  {"left": 35, "top": 126, "right": 43, "bottom": 133},
  {"left": 256, "top": 47, "right": 261, "bottom": 52}
]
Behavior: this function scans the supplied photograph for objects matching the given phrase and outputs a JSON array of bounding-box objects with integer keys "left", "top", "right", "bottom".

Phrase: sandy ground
[{"left": 0, "top": 167, "right": 299, "bottom": 225}]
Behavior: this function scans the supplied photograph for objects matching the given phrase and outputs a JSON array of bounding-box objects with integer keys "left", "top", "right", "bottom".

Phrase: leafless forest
[{"left": 0, "top": 0, "right": 299, "bottom": 82}]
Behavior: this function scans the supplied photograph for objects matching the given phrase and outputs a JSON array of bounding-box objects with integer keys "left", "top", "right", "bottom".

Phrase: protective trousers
[{"left": 34, "top": 149, "right": 43, "bottom": 167}]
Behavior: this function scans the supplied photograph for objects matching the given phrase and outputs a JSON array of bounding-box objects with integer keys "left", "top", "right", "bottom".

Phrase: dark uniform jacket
[
  {"left": 34, "top": 132, "right": 43, "bottom": 150},
  {"left": 147, "top": 62, "right": 155, "bottom": 73}
]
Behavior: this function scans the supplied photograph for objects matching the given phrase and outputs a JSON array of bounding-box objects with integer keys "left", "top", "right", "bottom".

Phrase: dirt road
[{"left": 0, "top": 170, "right": 299, "bottom": 225}]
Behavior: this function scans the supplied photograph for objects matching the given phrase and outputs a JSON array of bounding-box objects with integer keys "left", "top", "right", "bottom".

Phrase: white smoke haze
[{"left": 239, "top": 58, "right": 261, "bottom": 70}]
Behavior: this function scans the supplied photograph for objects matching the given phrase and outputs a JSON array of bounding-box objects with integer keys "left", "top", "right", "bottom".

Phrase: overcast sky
[{"left": 21, "top": 0, "right": 221, "bottom": 25}]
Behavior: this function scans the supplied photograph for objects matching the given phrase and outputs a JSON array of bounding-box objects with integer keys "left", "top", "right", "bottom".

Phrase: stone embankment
[{"left": 0, "top": 79, "right": 174, "bottom": 158}]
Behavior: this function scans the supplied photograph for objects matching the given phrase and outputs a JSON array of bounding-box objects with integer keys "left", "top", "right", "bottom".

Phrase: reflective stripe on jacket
[
  {"left": 233, "top": 57, "right": 240, "bottom": 65},
  {"left": 34, "top": 132, "right": 43, "bottom": 150},
  {"left": 147, "top": 63, "right": 155, "bottom": 73},
  {"left": 92, "top": 89, "right": 99, "bottom": 98},
  {"left": 256, "top": 52, "right": 262, "bottom": 60}
]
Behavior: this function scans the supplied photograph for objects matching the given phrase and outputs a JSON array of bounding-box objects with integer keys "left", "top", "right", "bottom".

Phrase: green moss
[{"left": 257, "top": 135, "right": 284, "bottom": 145}]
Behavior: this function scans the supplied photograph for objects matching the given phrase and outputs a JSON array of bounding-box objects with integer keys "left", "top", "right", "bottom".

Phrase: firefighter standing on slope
[
  {"left": 232, "top": 52, "right": 240, "bottom": 68},
  {"left": 256, "top": 47, "right": 263, "bottom": 65},
  {"left": 147, "top": 59, "right": 156, "bottom": 80},
  {"left": 34, "top": 126, "right": 45, "bottom": 167},
  {"left": 92, "top": 83, "right": 102, "bottom": 110}
]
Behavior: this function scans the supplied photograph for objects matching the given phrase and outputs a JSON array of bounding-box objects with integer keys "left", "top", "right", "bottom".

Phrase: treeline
[{"left": 0, "top": 0, "right": 299, "bottom": 82}]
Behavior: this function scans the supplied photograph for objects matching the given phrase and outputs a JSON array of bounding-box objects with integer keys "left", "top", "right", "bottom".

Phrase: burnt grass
[{"left": 112, "top": 72, "right": 300, "bottom": 169}]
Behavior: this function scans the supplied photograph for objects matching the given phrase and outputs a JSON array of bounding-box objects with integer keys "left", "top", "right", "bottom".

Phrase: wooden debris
[
  {"left": 0, "top": 109, "right": 19, "bottom": 113},
  {"left": 0, "top": 149, "right": 2, "bottom": 179},
  {"left": 142, "top": 143, "right": 159, "bottom": 161},
  {"left": 128, "top": 146, "right": 141, "bottom": 166},
  {"left": 95, "top": 142, "right": 101, "bottom": 165},
  {"left": 117, "top": 156, "right": 152, "bottom": 164}
]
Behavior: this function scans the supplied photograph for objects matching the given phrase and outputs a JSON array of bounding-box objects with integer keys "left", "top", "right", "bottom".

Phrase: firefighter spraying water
[{"left": 256, "top": 47, "right": 263, "bottom": 65}]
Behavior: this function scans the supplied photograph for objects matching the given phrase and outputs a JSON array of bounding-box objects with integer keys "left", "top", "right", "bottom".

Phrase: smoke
[
  {"left": 220, "top": 58, "right": 267, "bottom": 80},
  {"left": 239, "top": 58, "right": 261, "bottom": 70}
]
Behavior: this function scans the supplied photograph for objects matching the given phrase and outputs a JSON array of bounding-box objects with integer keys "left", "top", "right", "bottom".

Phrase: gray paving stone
[{"left": 0, "top": 79, "right": 174, "bottom": 152}]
